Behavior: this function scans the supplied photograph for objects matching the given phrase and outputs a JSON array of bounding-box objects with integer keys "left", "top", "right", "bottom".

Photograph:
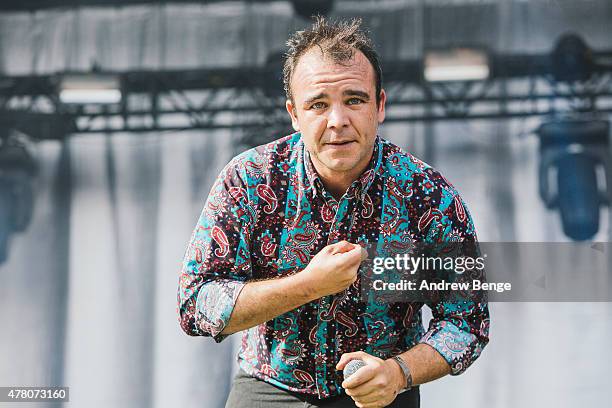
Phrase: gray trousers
[{"left": 225, "top": 369, "right": 420, "bottom": 408}]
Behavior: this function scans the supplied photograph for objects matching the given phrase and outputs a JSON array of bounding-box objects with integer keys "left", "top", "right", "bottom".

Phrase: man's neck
[
  {"left": 318, "top": 172, "right": 355, "bottom": 201},
  {"left": 311, "top": 151, "right": 373, "bottom": 201}
]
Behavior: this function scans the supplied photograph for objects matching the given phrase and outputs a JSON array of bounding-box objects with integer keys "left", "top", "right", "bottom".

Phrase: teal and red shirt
[{"left": 178, "top": 133, "right": 489, "bottom": 398}]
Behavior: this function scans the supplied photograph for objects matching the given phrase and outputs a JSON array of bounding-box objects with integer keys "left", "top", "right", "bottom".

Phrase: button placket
[
  {"left": 313, "top": 194, "right": 345, "bottom": 397},
  {"left": 316, "top": 195, "right": 356, "bottom": 396}
]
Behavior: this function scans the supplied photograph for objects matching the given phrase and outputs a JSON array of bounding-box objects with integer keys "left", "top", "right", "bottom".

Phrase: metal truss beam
[
  {"left": 2, "top": 52, "right": 612, "bottom": 139},
  {"left": 0, "top": 0, "right": 277, "bottom": 12}
]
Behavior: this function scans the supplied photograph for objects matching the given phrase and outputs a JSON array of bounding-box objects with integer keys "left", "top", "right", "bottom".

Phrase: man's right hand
[
  {"left": 299, "top": 241, "right": 368, "bottom": 299},
  {"left": 219, "top": 240, "right": 368, "bottom": 336}
]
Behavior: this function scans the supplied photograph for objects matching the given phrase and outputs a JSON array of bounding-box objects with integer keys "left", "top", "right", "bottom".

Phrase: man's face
[{"left": 286, "top": 48, "right": 386, "bottom": 179}]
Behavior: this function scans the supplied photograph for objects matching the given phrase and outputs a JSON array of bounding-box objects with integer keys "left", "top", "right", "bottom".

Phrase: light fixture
[
  {"left": 424, "top": 48, "right": 490, "bottom": 82},
  {"left": 537, "top": 119, "right": 610, "bottom": 241},
  {"left": 59, "top": 73, "right": 122, "bottom": 104},
  {"left": 551, "top": 33, "right": 593, "bottom": 82},
  {"left": 262, "top": 50, "right": 286, "bottom": 98},
  {"left": 291, "top": 0, "right": 335, "bottom": 19},
  {"left": 0, "top": 133, "right": 36, "bottom": 263}
]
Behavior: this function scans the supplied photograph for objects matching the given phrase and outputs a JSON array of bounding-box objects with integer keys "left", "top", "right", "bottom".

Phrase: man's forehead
[{"left": 292, "top": 47, "right": 374, "bottom": 88}]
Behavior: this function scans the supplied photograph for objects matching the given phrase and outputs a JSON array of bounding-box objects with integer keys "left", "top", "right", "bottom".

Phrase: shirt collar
[{"left": 302, "top": 135, "right": 382, "bottom": 202}]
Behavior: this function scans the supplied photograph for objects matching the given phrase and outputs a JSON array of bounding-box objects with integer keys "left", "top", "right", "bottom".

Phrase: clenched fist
[
  {"left": 336, "top": 351, "right": 406, "bottom": 408},
  {"left": 299, "top": 241, "right": 368, "bottom": 299}
]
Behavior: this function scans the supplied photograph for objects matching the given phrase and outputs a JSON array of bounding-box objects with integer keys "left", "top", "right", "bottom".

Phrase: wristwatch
[{"left": 391, "top": 355, "right": 413, "bottom": 393}]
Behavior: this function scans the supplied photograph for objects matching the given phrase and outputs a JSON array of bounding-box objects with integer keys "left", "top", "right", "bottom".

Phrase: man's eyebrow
[
  {"left": 343, "top": 90, "right": 370, "bottom": 100},
  {"left": 303, "top": 93, "right": 327, "bottom": 104}
]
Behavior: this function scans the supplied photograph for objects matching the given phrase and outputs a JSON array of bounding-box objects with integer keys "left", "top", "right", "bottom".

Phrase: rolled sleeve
[
  {"left": 178, "top": 157, "right": 254, "bottom": 340},
  {"left": 195, "top": 280, "right": 247, "bottom": 343},
  {"left": 420, "top": 302, "right": 489, "bottom": 375},
  {"left": 420, "top": 190, "right": 490, "bottom": 374}
]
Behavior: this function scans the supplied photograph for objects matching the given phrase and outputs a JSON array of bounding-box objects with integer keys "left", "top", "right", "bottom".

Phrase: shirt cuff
[
  {"left": 196, "top": 279, "right": 246, "bottom": 343},
  {"left": 419, "top": 320, "right": 482, "bottom": 375}
]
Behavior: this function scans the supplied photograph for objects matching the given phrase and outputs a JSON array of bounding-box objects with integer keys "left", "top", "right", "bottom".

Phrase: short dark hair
[{"left": 283, "top": 16, "right": 383, "bottom": 106}]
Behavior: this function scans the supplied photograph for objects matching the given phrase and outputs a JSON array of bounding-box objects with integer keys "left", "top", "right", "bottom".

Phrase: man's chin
[{"left": 321, "top": 158, "right": 359, "bottom": 173}]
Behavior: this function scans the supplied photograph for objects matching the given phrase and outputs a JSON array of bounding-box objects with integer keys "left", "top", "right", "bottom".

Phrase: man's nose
[{"left": 327, "top": 104, "right": 350, "bottom": 129}]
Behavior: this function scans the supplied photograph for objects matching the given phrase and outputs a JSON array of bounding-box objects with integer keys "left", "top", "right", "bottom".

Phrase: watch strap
[{"left": 391, "top": 355, "right": 413, "bottom": 392}]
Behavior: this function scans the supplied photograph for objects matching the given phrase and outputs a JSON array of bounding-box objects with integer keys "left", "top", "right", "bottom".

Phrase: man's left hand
[{"left": 336, "top": 351, "right": 405, "bottom": 408}]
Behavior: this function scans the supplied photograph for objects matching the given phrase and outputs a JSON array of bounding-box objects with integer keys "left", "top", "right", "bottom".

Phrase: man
[{"left": 178, "top": 17, "right": 489, "bottom": 408}]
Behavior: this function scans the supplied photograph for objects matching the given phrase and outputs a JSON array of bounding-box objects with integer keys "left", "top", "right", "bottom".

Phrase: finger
[
  {"left": 329, "top": 240, "right": 356, "bottom": 255},
  {"left": 360, "top": 246, "right": 368, "bottom": 261},
  {"left": 342, "top": 366, "right": 376, "bottom": 389},
  {"left": 344, "top": 378, "right": 383, "bottom": 398},
  {"left": 338, "top": 245, "right": 365, "bottom": 263},
  {"left": 336, "top": 351, "right": 367, "bottom": 370},
  {"left": 352, "top": 399, "right": 384, "bottom": 408}
]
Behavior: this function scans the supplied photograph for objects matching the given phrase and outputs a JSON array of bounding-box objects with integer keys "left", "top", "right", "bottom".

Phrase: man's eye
[
  {"left": 347, "top": 98, "right": 364, "bottom": 105},
  {"left": 311, "top": 102, "right": 326, "bottom": 110}
]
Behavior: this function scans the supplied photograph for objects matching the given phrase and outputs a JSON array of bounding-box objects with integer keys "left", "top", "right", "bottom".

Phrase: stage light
[
  {"left": 262, "top": 50, "right": 286, "bottom": 98},
  {"left": 424, "top": 48, "right": 490, "bottom": 82},
  {"left": 291, "top": 0, "right": 334, "bottom": 19},
  {"left": 537, "top": 119, "right": 610, "bottom": 241},
  {"left": 59, "top": 73, "right": 121, "bottom": 104},
  {"left": 0, "top": 134, "right": 36, "bottom": 264},
  {"left": 551, "top": 33, "right": 593, "bottom": 82}
]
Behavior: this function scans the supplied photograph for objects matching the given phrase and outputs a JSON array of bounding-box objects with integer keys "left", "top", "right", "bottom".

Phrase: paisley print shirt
[{"left": 178, "top": 133, "right": 489, "bottom": 398}]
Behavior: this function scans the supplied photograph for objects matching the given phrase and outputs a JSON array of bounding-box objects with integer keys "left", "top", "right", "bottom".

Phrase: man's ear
[
  {"left": 286, "top": 99, "right": 300, "bottom": 131},
  {"left": 377, "top": 89, "right": 387, "bottom": 124}
]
